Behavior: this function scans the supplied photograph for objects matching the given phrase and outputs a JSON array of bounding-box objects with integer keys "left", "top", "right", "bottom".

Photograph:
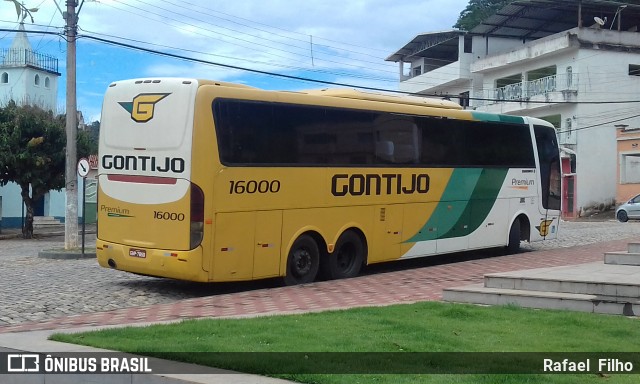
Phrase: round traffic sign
[{"left": 77, "top": 158, "right": 90, "bottom": 178}]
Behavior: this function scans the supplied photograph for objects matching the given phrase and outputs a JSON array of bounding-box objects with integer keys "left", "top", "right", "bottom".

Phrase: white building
[
  {"left": 387, "top": 0, "right": 640, "bottom": 218},
  {"left": 0, "top": 24, "right": 59, "bottom": 110},
  {"left": 0, "top": 24, "right": 63, "bottom": 229}
]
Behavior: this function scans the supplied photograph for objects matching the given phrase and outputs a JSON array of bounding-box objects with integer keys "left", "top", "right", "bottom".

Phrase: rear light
[
  {"left": 96, "top": 181, "right": 99, "bottom": 236},
  {"left": 190, "top": 182, "right": 205, "bottom": 249}
]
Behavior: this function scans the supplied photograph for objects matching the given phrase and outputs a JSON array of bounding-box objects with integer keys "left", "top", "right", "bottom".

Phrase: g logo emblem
[
  {"left": 536, "top": 219, "right": 554, "bottom": 236},
  {"left": 118, "top": 93, "right": 170, "bottom": 123}
]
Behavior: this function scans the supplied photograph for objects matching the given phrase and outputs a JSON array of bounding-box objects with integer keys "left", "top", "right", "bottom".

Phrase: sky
[{"left": 0, "top": 0, "right": 470, "bottom": 122}]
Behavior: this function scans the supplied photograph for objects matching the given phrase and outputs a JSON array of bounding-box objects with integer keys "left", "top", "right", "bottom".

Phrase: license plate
[{"left": 129, "top": 248, "right": 146, "bottom": 258}]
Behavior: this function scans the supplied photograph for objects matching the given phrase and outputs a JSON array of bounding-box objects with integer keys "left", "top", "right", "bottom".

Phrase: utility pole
[{"left": 64, "top": 0, "right": 78, "bottom": 249}]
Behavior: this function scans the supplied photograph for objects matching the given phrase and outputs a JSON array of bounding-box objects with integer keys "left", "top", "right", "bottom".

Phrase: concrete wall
[
  {"left": 471, "top": 36, "right": 527, "bottom": 59},
  {"left": 470, "top": 32, "right": 640, "bottom": 213},
  {"left": 23, "top": 70, "right": 58, "bottom": 112},
  {"left": 399, "top": 60, "right": 472, "bottom": 94},
  {"left": 0, "top": 68, "right": 57, "bottom": 111},
  {"left": 0, "top": 177, "right": 91, "bottom": 228},
  {"left": 571, "top": 48, "right": 640, "bottom": 211},
  {"left": 0, "top": 183, "right": 24, "bottom": 228}
]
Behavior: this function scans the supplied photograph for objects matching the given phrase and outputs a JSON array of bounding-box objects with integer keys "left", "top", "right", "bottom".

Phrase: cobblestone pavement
[{"left": 0, "top": 219, "right": 638, "bottom": 332}]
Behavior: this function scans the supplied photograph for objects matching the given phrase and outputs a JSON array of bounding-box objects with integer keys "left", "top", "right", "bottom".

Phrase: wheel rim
[
  {"left": 618, "top": 211, "right": 628, "bottom": 221},
  {"left": 336, "top": 243, "right": 356, "bottom": 272},
  {"left": 292, "top": 247, "right": 312, "bottom": 277}
]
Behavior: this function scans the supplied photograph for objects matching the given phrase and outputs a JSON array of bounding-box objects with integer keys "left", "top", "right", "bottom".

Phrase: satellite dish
[{"left": 594, "top": 16, "right": 606, "bottom": 26}]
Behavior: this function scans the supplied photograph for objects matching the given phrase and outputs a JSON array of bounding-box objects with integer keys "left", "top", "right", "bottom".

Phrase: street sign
[{"left": 77, "top": 157, "right": 90, "bottom": 178}]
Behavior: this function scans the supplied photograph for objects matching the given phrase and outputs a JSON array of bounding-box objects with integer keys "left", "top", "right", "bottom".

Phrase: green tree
[
  {"left": 454, "top": 0, "right": 514, "bottom": 31},
  {"left": 0, "top": 102, "right": 68, "bottom": 238},
  {"left": 79, "top": 120, "right": 99, "bottom": 156}
]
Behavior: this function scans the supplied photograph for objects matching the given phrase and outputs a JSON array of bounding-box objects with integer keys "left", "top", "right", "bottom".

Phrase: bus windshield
[{"left": 534, "top": 125, "right": 561, "bottom": 211}]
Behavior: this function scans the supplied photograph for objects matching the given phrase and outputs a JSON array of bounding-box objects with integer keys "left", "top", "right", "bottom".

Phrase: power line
[
  {"left": 76, "top": 31, "right": 640, "bottom": 105},
  {"left": 3, "top": 27, "right": 640, "bottom": 107},
  {"left": 557, "top": 113, "right": 640, "bottom": 134},
  {"left": 175, "top": 0, "right": 393, "bottom": 56},
  {"left": 75, "top": 26, "right": 399, "bottom": 84},
  {"left": 3, "top": 26, "right": 640, "bottom": 105},
  {"left": 3, "top": 27, "right": 640, "bottom": 133},
  {"left": 106, "top": 0, "right": 398, "bottom": 75}
]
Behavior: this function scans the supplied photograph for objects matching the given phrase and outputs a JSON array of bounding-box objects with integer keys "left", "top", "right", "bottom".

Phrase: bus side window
[
  {"left": 373, "top": 115, "right": 420, "bottom": 164},
  {"left": 420, "top": 117, "right": 460, "bottom": 166},
  {"left": 375, "top": 140, "right": 395, "bottom": 162}
]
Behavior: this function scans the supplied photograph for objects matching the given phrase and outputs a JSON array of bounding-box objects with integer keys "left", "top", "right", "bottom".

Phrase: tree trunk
[{"left": 20, "top": 183, "right": 34, "bottom": 239}]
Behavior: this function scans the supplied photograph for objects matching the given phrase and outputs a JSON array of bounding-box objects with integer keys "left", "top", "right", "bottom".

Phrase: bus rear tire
[
  {"left": 284, "top": 234, "right": 320, "bottom": 286},
  {"left": 321, "top": 230, "right": 365, "bottom": 280},
  {"left": 507, "top": 219, "right": 521, "bottom": 254}
]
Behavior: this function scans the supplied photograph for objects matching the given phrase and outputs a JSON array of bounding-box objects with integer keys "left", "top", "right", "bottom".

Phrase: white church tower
[{"left": 0, "top": 23, "right": 60, "bottom": 111}]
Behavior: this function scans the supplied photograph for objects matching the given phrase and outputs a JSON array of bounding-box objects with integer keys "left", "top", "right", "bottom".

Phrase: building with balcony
[
  {"left": 0, "top": 23, "right": 60, "bottom": 111},
  {"left": 387, "top": 0, "right": 640, "bottom": 218},
  {"left": 0, "top": 24, "right": 63, "bottom": 229}
]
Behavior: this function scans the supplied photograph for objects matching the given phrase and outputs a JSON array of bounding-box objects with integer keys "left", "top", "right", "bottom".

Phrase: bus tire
[
  {"left": 507, "top": 219, "right": 521, "bottom": 254},
  {"left": 321, "top": 230, "right": 365, "bottom": 280},
  {"left": 284, "top": 234, "right": 320, "bottom": 286}
]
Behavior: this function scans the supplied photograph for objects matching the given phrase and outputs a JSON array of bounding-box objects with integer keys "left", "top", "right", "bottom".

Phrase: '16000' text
[{"left": 229, "top": 180, "right": 281, "bottom": 194}]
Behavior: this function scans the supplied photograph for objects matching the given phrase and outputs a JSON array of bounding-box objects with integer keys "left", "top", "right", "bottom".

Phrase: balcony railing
[
  {"left": 474, "top": 73, "right": 578, "bottom": 107},
  {"left": 0, "top": 48, "right": 59, "bottom": 74}
]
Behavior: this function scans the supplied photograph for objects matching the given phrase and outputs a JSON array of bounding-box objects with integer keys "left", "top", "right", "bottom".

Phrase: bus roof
[
  {"left": 193, "top": 79, "right": 463, "bottom": 110},
  {"left": 303, "top": 88, "right": 463, "bottom": 110},
  {"left": 196, "top": 79, "right": 257, "bottom": 89}
]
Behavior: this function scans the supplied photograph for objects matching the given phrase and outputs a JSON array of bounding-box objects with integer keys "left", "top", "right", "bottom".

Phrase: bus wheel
[
  {"left": 507, "top": 219, "right": 521, "bottom": 254},
  {"left": 322, "top": 230, "right": 365, "bottom": 280},
  {"left": 284, "top": 235, "right": 320, "bottom": 286}
]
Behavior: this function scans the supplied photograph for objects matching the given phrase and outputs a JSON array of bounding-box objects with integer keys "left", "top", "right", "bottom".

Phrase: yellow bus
[{"left": 97, "top": 78, "right": 561, "bottom": 285}]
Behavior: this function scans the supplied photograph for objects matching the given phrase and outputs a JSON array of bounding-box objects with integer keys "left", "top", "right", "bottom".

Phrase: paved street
[{"left": 0, "top": 219, "right": 638, "bottom": 331}]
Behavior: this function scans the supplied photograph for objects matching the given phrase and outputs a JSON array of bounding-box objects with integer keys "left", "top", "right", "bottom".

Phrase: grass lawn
[{"left": 51, "top": 301, "right": 640, "bottom": 383}]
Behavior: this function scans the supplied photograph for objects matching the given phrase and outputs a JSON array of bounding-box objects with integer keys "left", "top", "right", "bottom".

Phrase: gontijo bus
[{"left": 97, "top": 78, "right": 561, "bottom": 285}]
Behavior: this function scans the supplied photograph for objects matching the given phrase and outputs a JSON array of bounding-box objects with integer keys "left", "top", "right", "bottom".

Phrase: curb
[
  {"left": 0, "top": 230, "right": 96, "bottom": 241},
  {"left": 38, "top": 249, "right": 97, "bottom": 259}
]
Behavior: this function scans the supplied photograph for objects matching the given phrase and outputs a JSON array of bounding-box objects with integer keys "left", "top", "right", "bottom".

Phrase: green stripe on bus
[
  {"left": 448, "top": 168, "right": 509, "bottom": 238},
  {"left": 471, "top": 112, "right": 525, "bottom": 124},
  {"left": 404, "top": 168, "right": 509, "bottom": 243},
  {"left": 404, "top": 168, "right": 482, "bottom": 243}
]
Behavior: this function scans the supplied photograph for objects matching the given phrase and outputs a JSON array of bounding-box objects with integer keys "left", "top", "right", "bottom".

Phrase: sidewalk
[
  {"left": 0, "top": 221, "right": 637, "bottom": 383},
  {"left": 1, "top": 236, "right": 637, "bottom": 383},
  {"left": 0, "top": 224, "right": 96, "bottom": 240},
  {"left": 0, "top": 327, "right": 294, "bottom": 384}
]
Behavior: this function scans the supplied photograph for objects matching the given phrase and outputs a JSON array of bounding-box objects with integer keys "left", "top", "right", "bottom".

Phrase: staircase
[
  {"left": 442, "top": 243, "right": 640, "bottom": 316},
  {"left": 32, "top": 216, "right": 64, "bottom": 231}
]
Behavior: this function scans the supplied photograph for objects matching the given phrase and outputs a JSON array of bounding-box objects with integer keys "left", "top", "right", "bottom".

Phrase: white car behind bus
[{"left": 616, "top": 194, "right": 640, "bottom": 222}]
